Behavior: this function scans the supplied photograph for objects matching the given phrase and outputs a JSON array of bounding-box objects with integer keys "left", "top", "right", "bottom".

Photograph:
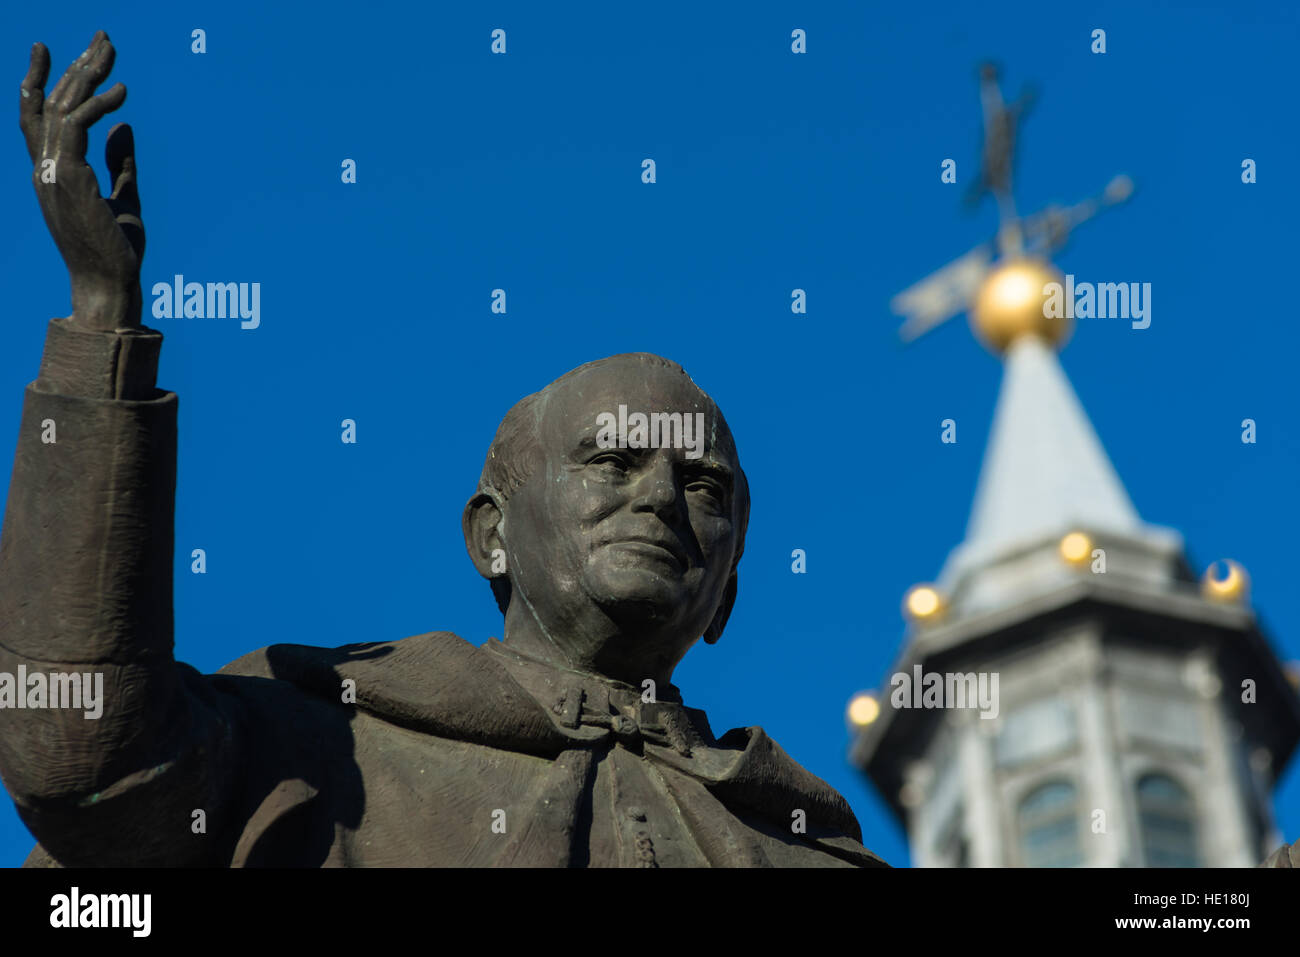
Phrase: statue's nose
[{"left": 629, "top": 454, "right": 678, "bottom": 515}]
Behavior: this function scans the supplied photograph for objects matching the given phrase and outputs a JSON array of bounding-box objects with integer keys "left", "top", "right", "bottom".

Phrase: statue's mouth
[{"left": 604, "top": 538, "right": 687, "bottom": 571}]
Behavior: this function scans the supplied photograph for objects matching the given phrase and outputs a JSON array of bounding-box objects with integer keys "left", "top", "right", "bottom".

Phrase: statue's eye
[
  {"left": 687, "top": 478, "right": 725, "bottom": 505},
  {"left": 589, "top": 452, "right": 630, "bottom": 473}
]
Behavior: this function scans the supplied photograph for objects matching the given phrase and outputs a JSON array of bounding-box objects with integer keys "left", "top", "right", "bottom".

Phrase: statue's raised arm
[{"left": 0, "top": 32, "right": 236, "bottom": 866}]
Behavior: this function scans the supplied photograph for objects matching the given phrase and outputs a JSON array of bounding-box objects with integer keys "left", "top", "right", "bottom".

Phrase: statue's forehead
[
  {"left": 546, "top": 362, "right": 712, "bottom": 413},
  {"left": 540, "top": 364, "right": 739, "bottom": 458}
]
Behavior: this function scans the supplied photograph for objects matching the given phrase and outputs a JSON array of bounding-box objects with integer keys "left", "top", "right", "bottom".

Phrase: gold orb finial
[
  {"left": 847, "top": 693, "right": 880, "bottom": 727},
  {"left": 903, "top": 584, "right": 945, "bottom": 623},
  {"left": 970, "top": 258, "right": 1071, "bottom": 355},
  {"left": 1059, "top": 531, "right": 1093, "bottom": 567},
  {"left": 1202, "top": 560, "right": 1249, "bottom": 603}
]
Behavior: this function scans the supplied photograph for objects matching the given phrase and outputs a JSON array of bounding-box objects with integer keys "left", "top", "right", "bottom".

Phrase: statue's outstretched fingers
[
  {"left": 59, "top": 33, "right": 115, "bottom": 116},
  {"left": 19, "top": 42, "right": 51, "bottom": 160},
  {"left": 66, "top": 81, "right": 125, "bottom": 131},
  {"left": 47, "top": 31, "right": 106, "bottom": 113}
]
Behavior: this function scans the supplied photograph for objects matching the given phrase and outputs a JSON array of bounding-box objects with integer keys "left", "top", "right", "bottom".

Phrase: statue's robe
[
  {"left": 0, "top": 319, "right": 885, "bottom": 868},
  {"left": 24, "top": 632, "right": 884, "bottom": 868}
]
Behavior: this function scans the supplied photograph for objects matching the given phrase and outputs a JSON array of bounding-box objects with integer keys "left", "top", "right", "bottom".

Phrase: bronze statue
[{"left": 0, "top": 32, "right": 885, "bottom": 867}]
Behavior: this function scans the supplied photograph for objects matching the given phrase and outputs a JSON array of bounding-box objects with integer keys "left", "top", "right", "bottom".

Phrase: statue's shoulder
[
  {"left": 215, "top": 631, "right": 479, "bottom": 684},
  {"left": 213, "top": 632, "right": 568, "bottom": 752}
]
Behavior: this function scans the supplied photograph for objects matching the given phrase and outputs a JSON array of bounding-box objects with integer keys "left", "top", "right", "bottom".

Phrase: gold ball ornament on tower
[
  {"left": 970, "top": 258, "right": 1072, "bottom": 354},
  {"left": 1201, "top": 560, "right": 1249, "bottom": 604},
  {"left": 846, "top": 693, "right": 881, "bottom": 728},
  {"left": 903, "top": 584, "right": 946, "bottom": 624},
  {"left": 1058, "top": 530, "right": 1093, "bottom": 567}
]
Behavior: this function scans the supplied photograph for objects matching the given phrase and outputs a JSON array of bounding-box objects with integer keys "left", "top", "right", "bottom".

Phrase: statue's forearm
[
  {"left": 0, "top": 322, "right": 234, "bottom": 863},
  {"left": 1, "top": 316, "right": 174, "bottom": 661}
]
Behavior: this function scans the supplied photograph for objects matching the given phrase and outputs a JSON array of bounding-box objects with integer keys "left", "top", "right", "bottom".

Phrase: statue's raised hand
[{"left": 20, "top": 31, "right": 143, "bottom": 332}]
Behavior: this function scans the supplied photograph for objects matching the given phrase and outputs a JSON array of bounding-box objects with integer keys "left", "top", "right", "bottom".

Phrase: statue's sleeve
[{"left": 0, "top": 318, "right": 241, "bottom": 866}]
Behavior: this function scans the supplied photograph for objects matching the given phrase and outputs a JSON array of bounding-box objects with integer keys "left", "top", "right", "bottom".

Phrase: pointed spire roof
[
  {"left": 937, "top": 334, "right": 1182, "bottom": 618},
  {"left": 968, "top": 335, "right": 1139, "bottom": 547}
]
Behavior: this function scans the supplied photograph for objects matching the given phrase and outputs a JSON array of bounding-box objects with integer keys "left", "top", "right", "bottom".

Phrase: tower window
[
  {"left": 1137, "top": 773, "right": 1199, "bottom": 867},
  {"left": 996, "top": 698, "right": 1077, "bottom": 768},
  {"left": 1018, "top": 780, "right": 1083, "bottom": 867}
]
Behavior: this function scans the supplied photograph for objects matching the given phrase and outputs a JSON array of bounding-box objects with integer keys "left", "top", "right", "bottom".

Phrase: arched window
[
  {"left": 1137, "top": 773, "right": 1198, "bottom": 867},
  {"left": 1018, "top": 780, "right": 1083, "bottom": 867}
]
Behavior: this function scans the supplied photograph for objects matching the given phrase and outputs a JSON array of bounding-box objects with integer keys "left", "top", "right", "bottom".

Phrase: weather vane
[{"left": 892, "top": 63, "right": 1135, "bottom": 350}]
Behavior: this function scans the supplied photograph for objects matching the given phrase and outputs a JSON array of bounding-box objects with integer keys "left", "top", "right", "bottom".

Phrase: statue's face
[{"left": 503, "top": 360, "right": 742, "bottom": 678}]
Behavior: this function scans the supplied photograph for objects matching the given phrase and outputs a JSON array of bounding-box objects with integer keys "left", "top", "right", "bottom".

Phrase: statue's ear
[
  {"left": 702, "top": 568, "right": 739, "bottom": 645},
  {"left": 462, "top": 491, "right": 506, "bottom": 581}
]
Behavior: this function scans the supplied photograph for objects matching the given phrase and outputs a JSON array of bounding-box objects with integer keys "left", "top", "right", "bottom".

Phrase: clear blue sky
[{"left": 1, "top": 0, "right": 1297, "bottom": 867}]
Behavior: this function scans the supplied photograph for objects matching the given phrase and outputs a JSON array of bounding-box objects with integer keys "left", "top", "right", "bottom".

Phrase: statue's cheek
[
  {"left": 565, "top": 480, "right": 626, "bottom": 523},
  {"left": 693, "top": 516, "right": 735, "bottom": 557}
]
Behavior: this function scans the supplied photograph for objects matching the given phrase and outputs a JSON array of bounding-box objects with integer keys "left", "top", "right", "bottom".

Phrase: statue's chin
[{"left": 584, "top": 563, "right": 689, "bottom": 623}]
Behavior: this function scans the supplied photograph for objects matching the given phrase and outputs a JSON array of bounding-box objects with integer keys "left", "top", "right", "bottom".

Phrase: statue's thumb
[{"left": 105, "top": 123, "right": 137, "bottom": 194}]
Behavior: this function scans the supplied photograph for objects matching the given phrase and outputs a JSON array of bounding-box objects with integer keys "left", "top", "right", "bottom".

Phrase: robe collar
[{"left": 233, "top": 631, "right": 867, "bottom": 843}]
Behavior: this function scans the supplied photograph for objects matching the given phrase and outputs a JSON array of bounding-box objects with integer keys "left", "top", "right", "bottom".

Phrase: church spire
[
  {"left": 964, "top": 332, "right": 1141, "bottom": 560},
  {"left": 885, "top": 60, "right": 1169, "bottom": 622},
  {"left": 936, "top": 330, "right": 1184, "bottom": 620}
]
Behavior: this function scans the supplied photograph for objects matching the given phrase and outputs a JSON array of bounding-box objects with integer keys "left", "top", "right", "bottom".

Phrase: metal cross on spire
[{"left": 892, "top": 63, "right": 1135, "bottom": 345}]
